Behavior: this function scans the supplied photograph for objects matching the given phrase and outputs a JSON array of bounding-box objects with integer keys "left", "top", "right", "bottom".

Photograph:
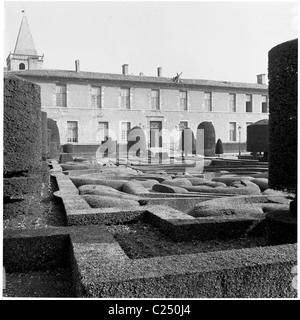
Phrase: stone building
[{"left": 6, "top": 14, "right": 269, "bottom": 154}]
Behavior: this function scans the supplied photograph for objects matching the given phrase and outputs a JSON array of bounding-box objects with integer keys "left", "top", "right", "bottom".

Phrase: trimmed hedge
[
  {"left": 215, "top": 139, "right": 224, "bottom": 155},
  {"left": 47, "top": 118, "right": 61, "bottom": 159},
  {"left": 268, "top": 39, "right": 297, "bottom": 192},
  {"left": 63, "top": 143, "right": 74, "bottom": 154},
  {"left": 266, "top": 209, "right": 297, "bottom": 245},
  {"left": 41, "top": 112, "right": 48, "bottom": 160},
  {"left": 247, "top": 119, "right": 269, "bottom": 153},
  {"left": 3, "top": 175, "right": 42, "bottom": 197},
  {"left": 4, "top": 74, "right": 42, "bottom": 174},
  {"left": 197, "top": 122, "right": 216, "bottom": 156},
  {"left": 3, "top": 234, "right": 71, "bottom": 272}
]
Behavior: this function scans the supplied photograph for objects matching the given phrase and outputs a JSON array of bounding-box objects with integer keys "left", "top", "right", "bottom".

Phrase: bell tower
[{"left": 6, "top": 11, "right": 44, "bottom": 71}]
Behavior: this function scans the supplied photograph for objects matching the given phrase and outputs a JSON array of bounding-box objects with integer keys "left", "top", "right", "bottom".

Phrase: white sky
[{"left": 2, "top": 0, "right": 299, "bottom": 83}]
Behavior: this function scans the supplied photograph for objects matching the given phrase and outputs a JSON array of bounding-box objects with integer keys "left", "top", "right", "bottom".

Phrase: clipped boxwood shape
[
  {"left": 47, "top": 118, "right": 61, "bottom": 159},
  {"left": 215, "top": 138, "right": 224, "bottom": 156},
  {"left": 268, "top": 39, "right": 297, "bottom": 192},
  {"left": 197, "top": 122, "right": 216, "bottom": 157},
  {"left": 4, "top": 74, "right": 42, "bottom": 174},
  {"left": 246, "top": 119, "right": 269, "bottom": 153}
]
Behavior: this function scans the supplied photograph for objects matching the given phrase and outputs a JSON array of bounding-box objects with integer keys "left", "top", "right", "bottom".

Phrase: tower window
[{"left": 19, "top": 63, "right": 25, "bottom": 70}]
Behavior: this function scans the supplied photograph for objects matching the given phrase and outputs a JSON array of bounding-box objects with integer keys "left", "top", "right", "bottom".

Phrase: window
[
  {"left": 204, "top": 92, "right": 212, "bottom": 111},
  {"left": 179, "top": 91, "right": 188, "bottom": 111},
  {"left": 246, "top": 94, "right": 252, "bottom": 112},
  {"left": 262, "top": 95, "right": 268, "bottom": 113},
  {"left": 121, "top": 122, "right": 131, "bottom": 142},
  {"left": 229, "top": 122, "right": 237, "bottom": 142},
  {"left": 56, "top": 84, "right": 67, "bottom": 107},
  {"left": 229, "top": 93, "right": 236, "bottom": 112},
  {"left": 98, "top": 122, "right": 109, "bottom": 142},
  {"left": 151, "top": 89, "right": 160, "bottom": 110},
  {"left": 67, "top": 121, "right": 78, "bottom": 142},
  {"left": 19, "top": 63, "right": 25, "bottom": 70},
  {"left": 179, "top": 121, "right": 188, "bottom": 131},
  {"left": 120, "top": 88, "right": 130, "bottom": 109},
  {"left": 91, "top": 87, "right": 101, "bottom": 108}
]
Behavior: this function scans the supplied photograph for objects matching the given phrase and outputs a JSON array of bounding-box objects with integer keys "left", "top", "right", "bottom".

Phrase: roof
[
  {"left": 9, "top": 69, "right": 268, "bottom": 91},
  {"left": 14, "top": 15, "right": 37, "bottom": 55}
]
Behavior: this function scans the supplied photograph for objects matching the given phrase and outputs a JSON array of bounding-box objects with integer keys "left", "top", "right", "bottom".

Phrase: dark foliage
[
  {"left": 268, "top": 39, "right": 297, "bottom": 192},
  {"left": 246, "top": 120, "right": 269, "bottom": 153},
  {"left": 4, "top": 74, "right": 42, "bottom": 174},
  {"left": 197, "top": 122, "right": 216, "bottom": 156},
  {"left": 215, "top": 139, "right": 224, "bottom": 155}
]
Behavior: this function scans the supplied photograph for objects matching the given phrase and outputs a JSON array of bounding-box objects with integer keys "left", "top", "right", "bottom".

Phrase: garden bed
[
  {"left": 107, "top": 221, "right": 268, "bottom": 259},
  {"left": 3, "top": 267, "right": 74, "bottom": 298}
]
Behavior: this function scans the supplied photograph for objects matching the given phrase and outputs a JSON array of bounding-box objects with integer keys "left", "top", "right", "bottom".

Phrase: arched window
[{"left": 19, "top": 63, "right": 25, "bottom": 70}]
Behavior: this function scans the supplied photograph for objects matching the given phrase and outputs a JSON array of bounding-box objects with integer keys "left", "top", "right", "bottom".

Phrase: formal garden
[{"left": 3, "top": 39, "right": 297, "bottom": 298}]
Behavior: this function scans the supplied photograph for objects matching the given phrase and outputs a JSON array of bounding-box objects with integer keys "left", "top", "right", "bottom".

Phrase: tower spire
[
  {"left": 6, "top": 12, "right": 44, "bottom": 71},
  {"left": 14, "top": 13, "right": 37, "bottom": 55}
]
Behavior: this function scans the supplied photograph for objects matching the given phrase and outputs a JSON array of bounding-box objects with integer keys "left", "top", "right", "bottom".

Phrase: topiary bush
[
  {"left": 3, "top": 74, "right": 47, "bottom": 219},
  {"left": 215, "top": 139, "right": 224, "bottom": 157},
  {"left": 197, "top": 122, "right": 216, "bottom": 157},
  {"left": 4, "top": 74, "right": 42, "bottom": 174},
  {"left": 41, "top": 112, "right": 48, "bottom": 160},
  {"left": 180, "top": 128, "right": 195, "bottom": 155},
  {"left": 268, "top": 39, "right": 297, "bottom": 193},
  {"left": 247, "top": 119, "right": 269, "bottom": 153},
  {"left": 63, "top": 143, "right": 74, "bottom": 154},
  {"left": 47, "top": 118, "right": 61, "bottom": 159}
]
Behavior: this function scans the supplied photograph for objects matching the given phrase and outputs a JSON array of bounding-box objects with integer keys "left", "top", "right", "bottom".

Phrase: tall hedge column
[
  {"left": 266, "top": 39, "right": 297, "bottom": 245},
  {"left": 4, "top": 74, "right": 45, "bottom": 219},
  {"left": 268, "top": 39, "right": 297, "bottom": 192}
]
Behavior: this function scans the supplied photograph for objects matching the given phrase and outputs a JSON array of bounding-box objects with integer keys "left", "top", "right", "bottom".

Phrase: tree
[{"left": 215, "top": 139, "right": 224, "bottom": 157}]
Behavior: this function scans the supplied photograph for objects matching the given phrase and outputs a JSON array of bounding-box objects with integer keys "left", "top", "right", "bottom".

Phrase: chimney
[
  {"left": 157, "top": 67, "right": 162, "bottom": 77},
  {"left": 256, "top": 74, "right": 266, "bottom": 85},
  {"left": 139, "top": 72, "right": 144, "bottom": 76},
  {"left": 122, "top": 64, "right": 129, "bottom": 75},
  {"left": 75, "top": 60, "right": 80, "bottom": 72}
]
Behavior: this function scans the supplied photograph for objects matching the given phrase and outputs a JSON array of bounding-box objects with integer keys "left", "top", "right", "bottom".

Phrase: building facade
[{"left": 6, "top": 14, "right": 269, "bottom": 153}]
